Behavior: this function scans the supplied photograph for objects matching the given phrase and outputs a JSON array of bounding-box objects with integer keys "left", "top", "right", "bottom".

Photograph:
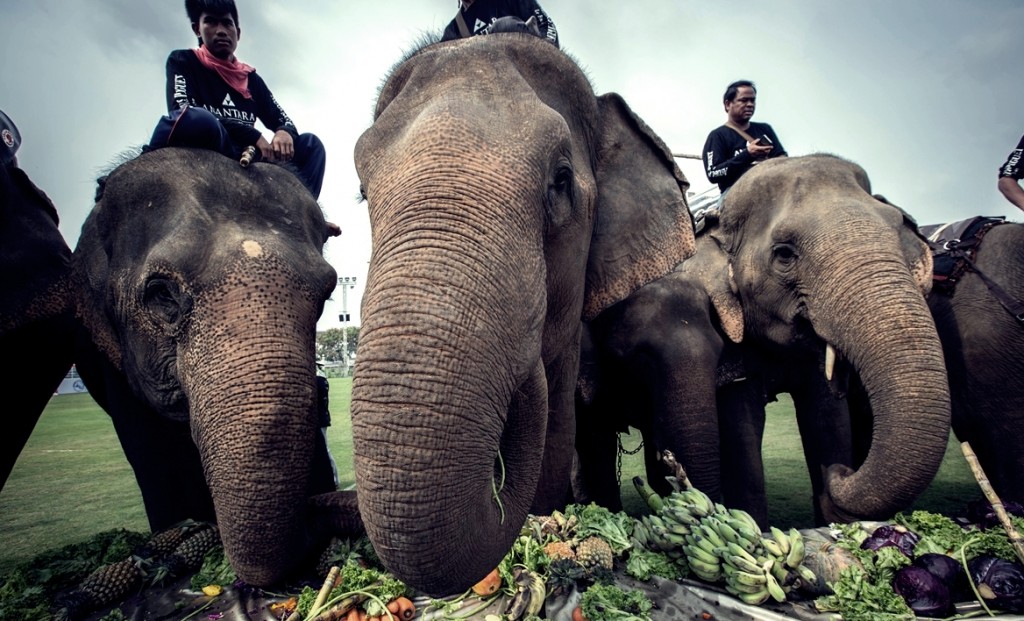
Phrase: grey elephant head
[
  {"left": 711, "top": 153, "right": 949, "bottom": 522},
  {"left": 72, "top": 147, "right": 348, "bottom": 586},
  {"left": 352, "top": 35, "right": 694, "bottom": 595}
]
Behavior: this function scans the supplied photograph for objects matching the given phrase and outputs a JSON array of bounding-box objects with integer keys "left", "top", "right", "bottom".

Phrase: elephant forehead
[{"left": 242, "top": 240, "right": 263, "bottom": 258}]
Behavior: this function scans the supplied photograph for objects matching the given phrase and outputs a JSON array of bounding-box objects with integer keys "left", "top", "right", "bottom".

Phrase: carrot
[
  {"left": 345, "top": 609, "right": 361, "bottom": 621},
  {"left": 386, "top": 600, "right": 402, "bottom": 616},
  {"left": 572, "top": 605, "right": 587, "bottom": 621},
  {"left": 471, "top": 568, "right": 502, "bottom": 596},
  {"left": 395, "top": 596, "right": 416, "bottom": 621},
  {"left": 357, "top": 610, "right": 367, "bottom": 621}
]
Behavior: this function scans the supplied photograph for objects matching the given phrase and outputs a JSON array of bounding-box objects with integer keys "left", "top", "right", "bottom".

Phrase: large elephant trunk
[
  {"left": 352, "top": 126, "right": 552, "bottom": 594},
  {"left": 809, "top": 214, "right": 950, "bottom": 521},
  {"left": 180, "top": 256, "right": 323, "bottom": 586}
]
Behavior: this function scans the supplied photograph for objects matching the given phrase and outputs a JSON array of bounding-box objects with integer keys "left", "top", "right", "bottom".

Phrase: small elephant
[
  {"left": 352, "top": 34, "right": 694, "bottom": 595},
  {"left": 577, "top": 154, "right": 951, "bottom": 527},
  {"left": 1, "top": 157, "right": 76, "bottom": 490},
  {"left": 72, "top": 147, "right": 358, "bottom": 587},
  {"left": 922, "top": 219, "right": 1024, "bottom": 503}
]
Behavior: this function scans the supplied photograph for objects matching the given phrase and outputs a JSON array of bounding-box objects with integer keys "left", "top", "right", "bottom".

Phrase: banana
[
  {"left": 714, "top": 518, "right": 742, "bottom": 546},
  {"left": 734, "top": 588, "right": 771, "bottom": 606},
  {"left": 724, "top": 553, "right": 764, "bottom": 574},
  {"left": 504, "top": 587, "right": 531, "bottom": 621},
  {"left": 727, "top": 508, "right": 761, "bottom": 533},
  {"left": 761, "top": 537, "right": 785, "bottom": 559},
  {"left": 690, "top": 532, "right": 720, "bottom": 557},
  {"left": 525, "top": 571, "right": 546, "bottom": 616},
  {"left": 687, "top": 556, "right": 722, "bottom": 582},
  {"left": 664, "top": 519, "right": 693, "bottom": 537},
  {"left": 725, "top": 579, "right": 769, "bottom": 595},
  {"left": 764, "top": 570, "right": 787, "bottom": 603},
  {"left": 769, "top": 526, "right": 791, "bottom": 556},
  {"left": 632, "top": 477, "right": 665, "bottom": 513},
  {"left": 796, "top": 565, "right": 818, "bottom": 586},
  {"left": 684, "top": 543, "right": 720, "bottom": 566},
  {"left": 733, "top": 524, "right": 764, "bottom": 549},
  {"left": 725, "top": 542, "right": 760, "bottom": 567},
  {"left": 723, "top": 564, "right": 768, "bottom": 587},
  {"left": 663, "top": 505, "right": 700, "bottom": 527},
  {"left": 697, "top": 522, "right": 726, "bottom": 549},
  {"left": 631, "top": 520, "right": 650, "bottom": 547},
  {"left": 784, "top": 528, "right": 805, "bottom": 569},
  {"left": 662, "top": 531, "right": 688, "bottom": 547},
  {"left": 770, "top": 560, "right": 790, "bottom": 586},
  {"left": 678, "top": 489, "right": 714, "bottom": 517}
]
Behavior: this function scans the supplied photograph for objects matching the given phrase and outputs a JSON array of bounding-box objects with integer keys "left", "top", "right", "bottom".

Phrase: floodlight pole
[{"left": 337, "top": 276, "right": 357, "bottom": 375}]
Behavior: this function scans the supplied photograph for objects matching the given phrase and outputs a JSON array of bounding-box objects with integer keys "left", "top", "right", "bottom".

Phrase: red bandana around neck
[{"left": 193, "top": 45, "right": 255, "bottom": 99}]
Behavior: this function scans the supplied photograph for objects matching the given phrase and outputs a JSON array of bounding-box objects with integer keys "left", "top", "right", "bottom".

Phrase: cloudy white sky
[{"left": 4, "top": 1, "right": 1023, "bottom": 329}]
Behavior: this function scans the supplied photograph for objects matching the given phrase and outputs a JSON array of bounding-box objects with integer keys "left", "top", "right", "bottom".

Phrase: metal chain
[{"left": 615, "top": 431, "right": 645, "bottom": 485}]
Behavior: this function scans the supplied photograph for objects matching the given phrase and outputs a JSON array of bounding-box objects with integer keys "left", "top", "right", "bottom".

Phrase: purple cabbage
[
  {"left": 914, "top": 553, "right": 967, "bottom": 599},
  {"left": 893, "top": 566, "right": 955, "bottom": 617},
  {"left": 968, "top": 555, "right": 1024, "bottom": 613},
  {"left": 861, "top": 525, "right": 921, "bottom": 557}
]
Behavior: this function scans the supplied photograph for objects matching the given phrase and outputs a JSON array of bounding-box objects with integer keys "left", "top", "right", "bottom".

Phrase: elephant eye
[
  {"left": 144, "top": 276, "right": 191, "bottom": 327},
  {"left": 771, "top": 243, "right": 798, "bottom": 268},
  {"left": 545, "top": 163, "right": 575, "bottom": 232}
]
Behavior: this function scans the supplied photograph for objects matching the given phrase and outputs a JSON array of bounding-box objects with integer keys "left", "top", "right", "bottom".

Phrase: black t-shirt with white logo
[
  {"left": 164, "top": 49, "right": 297, "bottom": 148},
  {"left": 441, "top": 0, "right": 558, "bottom": 47},
  {"left": 702, "top": 121, "right": 786, "bottom": 192},
  {"left": 999, "top": 134, "right": 1024, "bottom": 180}
]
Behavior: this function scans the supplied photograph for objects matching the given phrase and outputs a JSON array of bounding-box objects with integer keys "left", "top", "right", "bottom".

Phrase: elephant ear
[
  {"left": 583, "top": 93, "right": 696, "bottom": 321},
  {"left": 72, "top": 197, "right": 124, "bottom": 370},
  {"left": 872, "top": 194, "right": 934, "bottom": 296},
  {"left": 697, "top": 231, "right": 744, "bottom": 344}
]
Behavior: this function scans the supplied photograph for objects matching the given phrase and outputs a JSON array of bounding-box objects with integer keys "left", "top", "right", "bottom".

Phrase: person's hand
[
  {"left": 256, "top": 135, "right": 274, "bottom": 161},
  {"left": 271, "top": 130, "right": 295, "bottom": 162},
  {"left": 747, "top": 139, "right": 773, "bottom": 159}
]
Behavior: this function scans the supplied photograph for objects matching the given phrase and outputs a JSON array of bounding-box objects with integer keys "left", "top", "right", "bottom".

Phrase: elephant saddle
[{"left": 921, "top": 215, "right": 1006, "bottom": 296}]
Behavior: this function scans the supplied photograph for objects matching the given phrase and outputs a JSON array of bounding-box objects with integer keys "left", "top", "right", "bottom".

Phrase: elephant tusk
[{"left": 825, "top": 343, "right": 836, "bottom": 381}]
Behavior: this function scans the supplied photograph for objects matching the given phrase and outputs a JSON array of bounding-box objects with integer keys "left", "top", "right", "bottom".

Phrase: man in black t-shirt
[
  {"left": 148, "top": 0, "right": 326, "bottom": 199},
  {"left": 440, "top": 0, "right": 559, "bottom": 48},
  {"left": 702, "top": 80, "right": 787, "bottom": 196},
  {"left": 998, "top": 134, "right": 1024, "bottom": 213}
]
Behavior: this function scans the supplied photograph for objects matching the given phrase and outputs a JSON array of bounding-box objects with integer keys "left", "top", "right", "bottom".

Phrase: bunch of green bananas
[{"left": 631, "top": 476, "right": 817, "bottom": 606}]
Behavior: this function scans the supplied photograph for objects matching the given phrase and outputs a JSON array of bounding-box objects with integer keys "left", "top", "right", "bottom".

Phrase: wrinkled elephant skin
[
  {"left": 352, "top": 35, "right": 694, "bottom": 595},
  {"left": 72, "top": 148, "right": 357, "bottom": 587},
  {"left": 1, "top": 162, "right": 75, "bottom": 490}
]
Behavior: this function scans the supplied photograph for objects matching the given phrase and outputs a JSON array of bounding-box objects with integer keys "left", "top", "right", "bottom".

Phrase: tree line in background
[{"left": 316, "top": 327, "right": 359, "bottom": 375}]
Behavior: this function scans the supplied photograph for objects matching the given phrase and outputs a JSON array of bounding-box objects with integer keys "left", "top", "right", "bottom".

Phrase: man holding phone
[{"left": 703, "top": 80, "right": 787, "bottom": 196}]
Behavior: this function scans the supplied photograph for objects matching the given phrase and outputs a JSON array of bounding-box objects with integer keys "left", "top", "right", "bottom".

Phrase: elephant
[
  {"left": 576, "top": 154, "right": 952, "bottom": 528},
  {"left": 1, "top": 158, "right": 76, "bottom": 490},
  {"left": 351, "top": 33, "right": 695, "bottom": 595},
  {"left": 918, "top": 219, "right": 1024, "bottom": 503},
  {"left": 71, "top": 147, "right": 360, "bottom": 587}
]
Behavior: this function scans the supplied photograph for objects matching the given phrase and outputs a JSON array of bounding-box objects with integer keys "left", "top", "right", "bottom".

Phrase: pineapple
[
  {"left": 543, "top": 540, "right": 576, "bottom": 563},
  {"left": 575, "top": 536, "right": 613, "bottom": 571},
  {"left": 56, "top": 557, "right": 144, "bottom": 620},
  {"left": 161, "top": 523, "right": 221, "bottom": 576},
  {"left": 135, "top": 519, "right": 204, "bottom": 560}
]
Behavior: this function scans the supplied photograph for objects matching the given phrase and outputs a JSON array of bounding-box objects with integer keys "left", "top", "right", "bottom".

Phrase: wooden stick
[
  {"left": 961, "top": 441, "right": 1024, "bottom": 565},
  {"left": 672, "top": 152, "right": 702, "bottom": 160}
]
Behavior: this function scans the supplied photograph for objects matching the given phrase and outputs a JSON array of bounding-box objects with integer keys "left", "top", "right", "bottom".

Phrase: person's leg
[
  {"left": 148, "top": 106, "right": 233, "bottom": 156},
  {"left": 291, "top": 133, "right": 326, "bottom": 199}
]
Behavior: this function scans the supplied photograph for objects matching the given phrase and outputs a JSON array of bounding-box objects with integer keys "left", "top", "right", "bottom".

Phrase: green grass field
[{"left": 0, "top": 379, "right": 978, "bottom": 575}]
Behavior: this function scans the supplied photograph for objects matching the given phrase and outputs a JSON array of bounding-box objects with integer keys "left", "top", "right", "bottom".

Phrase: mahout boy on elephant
[
  {"left": 0, "top": 108, "right": 76, "bottom": 492},
  {"left": 576, "top": 154, "right": 952, "bottom": 529},
  {"left": 351, "top": 32, "right": 694, "bottom": 595},
  {"left": 71, "top": 147, "right": 358, "bottom": 587}
]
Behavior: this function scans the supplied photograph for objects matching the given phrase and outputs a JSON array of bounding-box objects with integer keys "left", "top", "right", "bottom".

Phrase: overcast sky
[{"left": 3, "top": 1, "right": 1022, "bottom": 329}]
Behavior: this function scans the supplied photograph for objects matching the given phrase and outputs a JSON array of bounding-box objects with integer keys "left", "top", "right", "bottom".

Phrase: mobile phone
[{"left": 758, "top": 135, "right": 773, "bottom": 146}]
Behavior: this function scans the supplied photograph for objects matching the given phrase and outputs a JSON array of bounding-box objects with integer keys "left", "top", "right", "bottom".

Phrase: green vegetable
[
  {"left": 297, "top": 561, "right": 408, "bottom": 618},
  {"left": 579, "top": 583, "right": 652, "bottom": 621},
  {"left": 624, "top": 549, "right": 683, "bottom": 582},
  {"left": 564, "top": 504, "right": 633, "bottom": 554},
  {"left": 815, "top": 566, "right": 914, "bottom": 621},
  {"left": 189, "top": 545, "right": 236, "bottom": 591},
  {"left": 894, "top": 510, "right": 966, "bottom": 556}
]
